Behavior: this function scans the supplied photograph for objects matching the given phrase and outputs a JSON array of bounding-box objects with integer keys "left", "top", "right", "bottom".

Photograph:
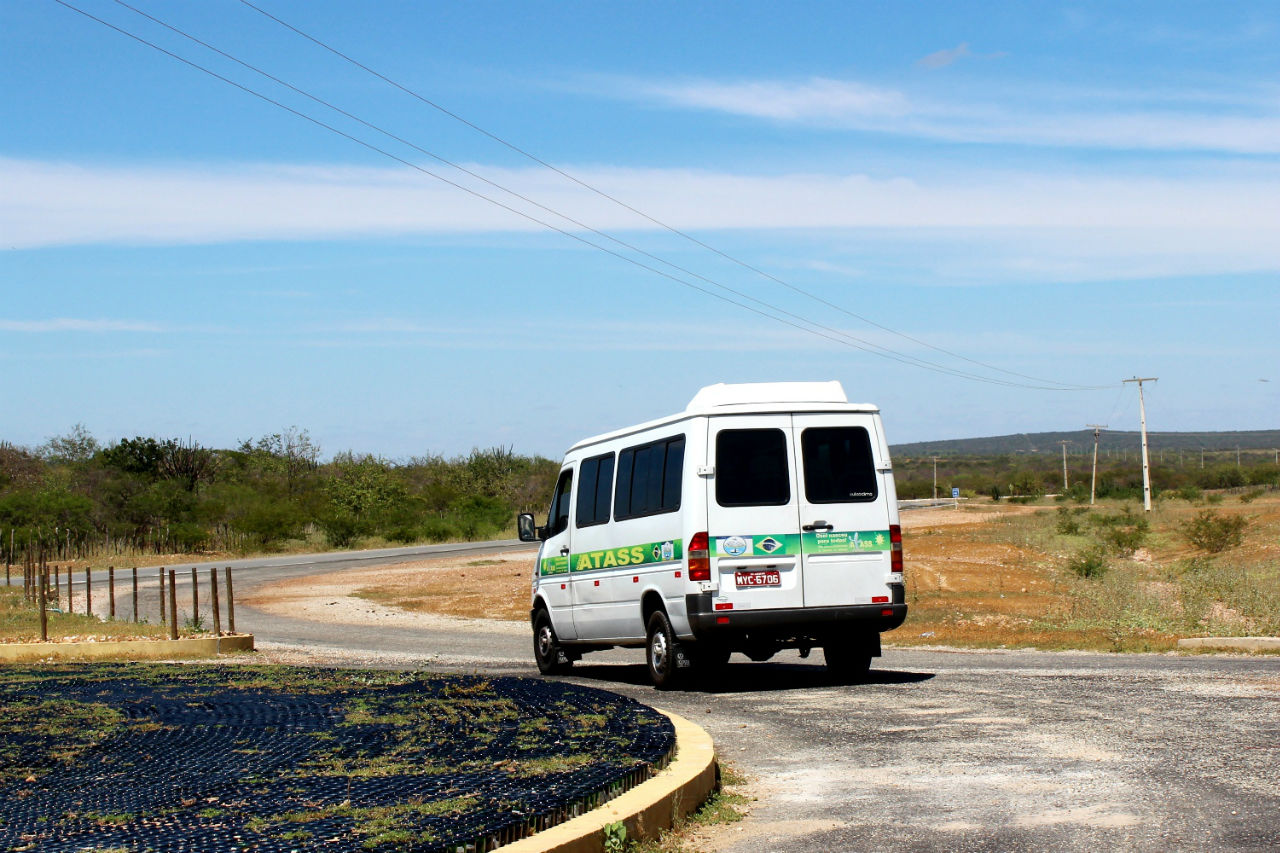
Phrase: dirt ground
[
  {"left": 243, "top": 504, "right": 1040, "bottom": 633},
  {"left": 246, "top": 497, "right": 1279, "bottom": 653}
]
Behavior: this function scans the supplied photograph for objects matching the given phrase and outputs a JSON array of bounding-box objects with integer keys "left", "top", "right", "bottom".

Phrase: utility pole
[
  {"left": 932, "top": 457, "right": 939, "bottom": 501},
  {"left": 1124, "top": 377, "right": 1158, "bottom": 512},
  {"left": 1058, "top": 440, "right": 1072, "bottom": 491},
  {"left": 1087, "top": 425, "right": 1107, "bottom": 505}
]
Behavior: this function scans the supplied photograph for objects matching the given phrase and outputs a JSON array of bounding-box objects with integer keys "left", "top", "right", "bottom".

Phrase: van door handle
[
  {"left": 803, "top": 521, "right": 833, "bottom": 532},
  {"left": 560, "top": 547, "right": 570, "bottom": 556}
]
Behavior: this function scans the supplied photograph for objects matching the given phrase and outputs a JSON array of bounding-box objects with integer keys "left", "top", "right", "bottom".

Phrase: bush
[
  {"left": 1067, "top": 547, "right": 1109, "bottom": 579},
  {"left": 1239, "top": 488, "right": 1265, "bottom": 504},
  {"left": 1055, "top": 507, "right": 1082, "bottom": 536},
  {"left": 1182, "top": 510, "right": 1247, "bottom": 553},
  {"left": 1176, "top": 484, "right": 1202, "bottom": 502}
]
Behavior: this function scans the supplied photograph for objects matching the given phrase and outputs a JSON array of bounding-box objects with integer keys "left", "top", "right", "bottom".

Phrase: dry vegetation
[
  {"left": 897, "top": 493, "right": 1280, "bottom": 652},
  {"left": 249, "top": 492, "right": 1279, "bottom": 655}
]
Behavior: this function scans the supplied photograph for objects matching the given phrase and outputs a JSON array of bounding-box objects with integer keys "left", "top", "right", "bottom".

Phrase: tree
[{"left": 40, "top": 423, "right": 99, "bottom": 463}]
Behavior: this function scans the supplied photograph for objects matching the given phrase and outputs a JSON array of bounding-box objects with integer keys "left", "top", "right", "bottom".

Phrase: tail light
[
  {"left": 890, "top": 524, "right": 903, "bottom": 575},
  {"left": 688, "top": 531, "right": 710, "bottom": 581}
]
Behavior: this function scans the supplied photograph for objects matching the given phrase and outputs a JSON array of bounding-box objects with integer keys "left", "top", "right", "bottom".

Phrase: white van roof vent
[{"left": 687, "top": 381, "right": 849, "bottom": 410}]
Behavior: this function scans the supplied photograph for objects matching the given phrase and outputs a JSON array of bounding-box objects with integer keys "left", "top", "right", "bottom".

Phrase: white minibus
[{"left": 517, "top": 381, "right": 906, "bottom": 688}]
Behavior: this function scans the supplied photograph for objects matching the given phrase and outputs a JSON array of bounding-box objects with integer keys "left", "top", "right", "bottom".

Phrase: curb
[
  {"left": 500, "top": 708, "right": 717, "bottom": 853},
  {"left": 0, "top": 634, "right": 255, "bottom": 663},
  {"left": 1177, "top": 636, "right": 1280, "bottom": 653}
]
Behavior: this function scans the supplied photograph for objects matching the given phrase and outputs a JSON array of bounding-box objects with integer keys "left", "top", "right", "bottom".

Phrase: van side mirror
[{"left": 517, "top": 513, "right": 542, "bottom": 542}]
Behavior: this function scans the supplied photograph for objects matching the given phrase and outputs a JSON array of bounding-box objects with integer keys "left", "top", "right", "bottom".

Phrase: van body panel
[
  {"left": 791, "top": 413, "right": 894, "bottom": 607},
  {"left": 706, "top": 414, "right": 806, "bottom": 613},
  {"left": 529, "top": 382, "right": 907, "bottom": 680}
]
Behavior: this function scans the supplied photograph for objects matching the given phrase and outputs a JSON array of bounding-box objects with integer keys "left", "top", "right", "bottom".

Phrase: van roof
[{"left": 567, "top": 382, "right": 879, "bottom": 453}]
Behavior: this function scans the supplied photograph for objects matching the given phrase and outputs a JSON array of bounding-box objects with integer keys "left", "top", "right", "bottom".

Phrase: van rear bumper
[{"left": 685, "top": 594, "right": 907, "bottom": 638}]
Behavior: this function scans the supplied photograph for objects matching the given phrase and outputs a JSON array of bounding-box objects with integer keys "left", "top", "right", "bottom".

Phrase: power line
[
  {"left": 103, "top": 0, "right": 1069, "bottom": 389},
  {"left": 57, "top": 0, "right": 1036, "bottom": 384},
  {"left": 236, "top": 0, "right": 1107, "bottom": 392},
  {"left": 61, "top": 0, "right": 1106, "bottom": 391}
]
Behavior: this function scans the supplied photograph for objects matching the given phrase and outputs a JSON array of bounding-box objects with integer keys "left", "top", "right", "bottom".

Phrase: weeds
[{"left": 1182, "top": 510, "right": 1248, "bottom": 553}]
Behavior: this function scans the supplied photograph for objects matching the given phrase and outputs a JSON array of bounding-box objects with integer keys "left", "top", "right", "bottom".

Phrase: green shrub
[
  {"left": 1239, "top": 488, "right": 1265, "bottom": 504},
  {"left": 1176, "top": 484, "right": 1202, "bottom": 502},
  {"left": 1055, "top": 507, "right": 1082, "bottom": 536},
  {"left": 1182, "top": 510, "right": 1247, "bottom": 553},
  {"left": 1067, "top": 547, "right": 1109, "bottom": 579}
]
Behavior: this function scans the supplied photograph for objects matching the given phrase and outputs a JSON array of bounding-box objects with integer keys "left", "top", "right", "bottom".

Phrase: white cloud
[
  {"left": 3, "top": 156, "right": 1280, "bottom": 283},
  {"left": 917, "top": 43, "right": 973, "bottom": 70},
  {"left": 626, "top": 75, "right": 1280, "bottom": 154},
  {"left": 637, "top": 77, "right": 910, "bottom": 121}
]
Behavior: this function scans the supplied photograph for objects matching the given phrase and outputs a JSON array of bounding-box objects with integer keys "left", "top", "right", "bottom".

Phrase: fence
[{"left": 7, "top": 550, "right": 239, "bottom": 643}]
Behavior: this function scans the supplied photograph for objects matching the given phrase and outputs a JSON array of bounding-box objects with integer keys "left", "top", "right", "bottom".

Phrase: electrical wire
[
  {"left": 106, "top": 0, "right": 1067, "bottom": 388},
  {"left": 59, "top": 0, "right": 1108, "bottom": 391},
  {"left": 236, "top": 0, "right": 1109, "bottom": 392},
  {"left": 58, "top": 0, "right": 1034, "bottom": 385}
]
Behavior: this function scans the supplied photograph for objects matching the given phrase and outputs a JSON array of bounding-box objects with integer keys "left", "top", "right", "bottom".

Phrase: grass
[
  {"left": 0, "top": 584, "right": 209, "bottom": 643},
  {"left": 623, "top": 764, "right": 752, "bottom": 853},
  {"left": 1, "top": 664, "right": 671, "bottom": 850},
  {"left": 895, "top": 494, "right": 1280, "bottom": 652}
]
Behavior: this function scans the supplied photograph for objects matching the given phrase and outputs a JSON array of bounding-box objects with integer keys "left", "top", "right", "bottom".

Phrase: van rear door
[
  {"left": 792, "top": 415, "right": 892, "bottom": 607},
  {"left": 705, "top": 417, "right": 805, "bottom": 612}
]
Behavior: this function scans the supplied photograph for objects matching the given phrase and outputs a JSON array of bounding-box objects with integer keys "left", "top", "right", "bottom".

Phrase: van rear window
[
  {"left": 801, "top": 426, "right": 878, "bottom": 503},
  {"left": 615, "top": 436, "right": 684, "bottom": 520},
  {"left": 716, "top": 429, "right": 790, "bottom": 506}
]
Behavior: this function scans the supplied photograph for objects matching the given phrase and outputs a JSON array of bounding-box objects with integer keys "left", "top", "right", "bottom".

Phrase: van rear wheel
[
  {"left": 646, "top": 610, "right": 685, "bottom": 689},
  {"left": 823, "top": 638, "right": 873, "bottom": 682},
  {"left": 533, "top": 609, "right": 572, "bottom": 675}
]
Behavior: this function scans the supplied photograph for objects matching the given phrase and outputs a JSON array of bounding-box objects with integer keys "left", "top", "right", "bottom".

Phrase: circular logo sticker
[{"left": 723, "top": 536, "right": 748, "bottom": 557}]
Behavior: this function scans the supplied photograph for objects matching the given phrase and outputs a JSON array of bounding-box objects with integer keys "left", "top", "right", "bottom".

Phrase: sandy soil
[
  {"left": 243, "top": 551, "right": 534, "bottom": 631},
  {"left": 244, "top": 504, "right": 1021, "bottom": 630}
]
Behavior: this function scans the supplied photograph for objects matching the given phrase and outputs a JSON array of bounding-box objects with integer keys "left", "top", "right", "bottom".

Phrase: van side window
[
  {"left": 801, "top": 426, "right": 879, "bottom": 503},
  {"left": 716, "top": 429, "right": 790, "bottom": 506},
  {"left": 547, "top": 468, "right": 573, "bottom": 536},
  {"left": 614, "top": 436, "right": 684, "bottom": 520},
  {"left": 574, "top": 452, "right": 615, "bottom": 527}
]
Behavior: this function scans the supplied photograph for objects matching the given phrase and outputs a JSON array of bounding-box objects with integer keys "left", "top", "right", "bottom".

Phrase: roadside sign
[{"left": 951, "top": 487, "right": 960, "bottom": 498}]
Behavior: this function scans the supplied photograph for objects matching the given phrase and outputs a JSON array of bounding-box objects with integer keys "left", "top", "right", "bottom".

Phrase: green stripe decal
[
  {"left": 539, "top": 555, "right": 570, "bottom": 576},
  {"left": 802, "top": 529, "right": 891, "bottom": 554},
  {"left": 715, "top": 530, "right": 890, "bottom": 557},
  {"left": 542, "top": 540, "right": 684, "bottom": 576}
]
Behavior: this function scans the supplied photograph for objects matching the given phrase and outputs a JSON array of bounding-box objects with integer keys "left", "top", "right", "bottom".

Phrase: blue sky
[{"left": 3, "top": 0, "right": 1278, "bottom": 459}]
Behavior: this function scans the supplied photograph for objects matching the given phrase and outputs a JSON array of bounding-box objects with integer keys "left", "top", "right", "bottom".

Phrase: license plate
[{"left": 735, "top": 570, "right": 781, "bottom": 587}]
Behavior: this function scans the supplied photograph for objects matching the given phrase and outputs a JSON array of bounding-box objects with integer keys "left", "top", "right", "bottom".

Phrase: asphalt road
[{"left": 116, "top": 541, "right": 1280, "bottom": 851}]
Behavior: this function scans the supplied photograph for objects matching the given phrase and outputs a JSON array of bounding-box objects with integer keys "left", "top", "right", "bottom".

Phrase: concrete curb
[
  {"left": 1177, "top": 636, "right": 1280, "bottom": 653},
  {"left": 500, "top": 708, "right": 717, "bottom": 853},
  {"left": 0, "top": 634, "right": 255, "bottom": 663}
]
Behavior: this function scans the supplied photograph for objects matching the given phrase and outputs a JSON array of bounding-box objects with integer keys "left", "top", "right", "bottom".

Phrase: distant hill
[{"left": 892, "top": 429, "right": 1280, "bottom": 457}]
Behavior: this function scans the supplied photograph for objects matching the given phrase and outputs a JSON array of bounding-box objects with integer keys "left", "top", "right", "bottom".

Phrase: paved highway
[{"left": 47, "top": 539, "right": 1280, "bottom": 851}]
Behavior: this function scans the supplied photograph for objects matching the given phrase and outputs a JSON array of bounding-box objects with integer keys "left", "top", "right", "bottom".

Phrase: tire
[
  {"left": 645, "top": 610, "right": 685, "bottom": 689},
  {"left": 823, "top": 638, "right": 873, "bottom": 682},
  {"left": 533, "top": 609, "right": 572, "bottom": 675}
]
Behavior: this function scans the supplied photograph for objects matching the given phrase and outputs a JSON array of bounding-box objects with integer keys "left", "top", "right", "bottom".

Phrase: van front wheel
[
  {"left": 646, "top": 610, "right": 684, "bottom": 689},
  {"left": 533, "top": 609, "right": 572, "bottom": 675}
]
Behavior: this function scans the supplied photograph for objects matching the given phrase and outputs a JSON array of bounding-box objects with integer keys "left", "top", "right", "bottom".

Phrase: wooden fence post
[
  {"left": 132, "top": 568, "right": 139, "bottom": 623},
  {"left": 85, "top": 566, "right": 92, "bottom": 617},
  {"left": 167, "top": 568, "right": 178, "bottom": 640},
  {"left": 108, "top": 566, "right": 116, "bottom": 620},
  {"left": 38, "top": 564, "right": 48, "bottom": 642},
  {"left": 159, "top": 567, "right": 166, "bottom": 624},
  {"left": 224, "top": 567, "right": 235, "bottom": 634},
  {"left": 210, "top": 567, "right": 221, "bottom": 636}
]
